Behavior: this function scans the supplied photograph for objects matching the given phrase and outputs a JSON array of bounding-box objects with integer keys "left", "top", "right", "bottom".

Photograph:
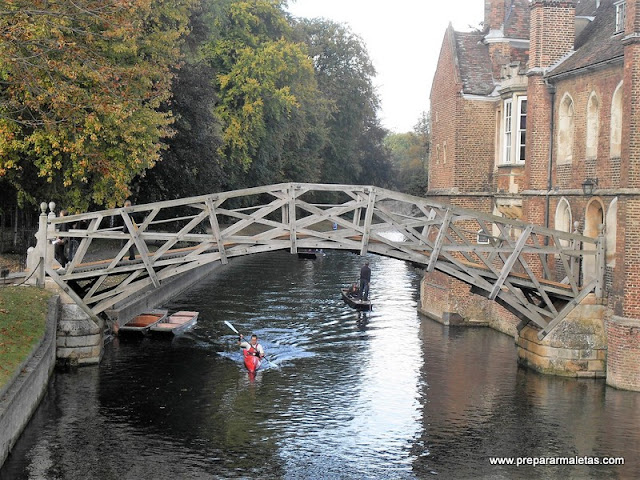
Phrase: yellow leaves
[
  {"left": 212, "top": 2, "right": 320, "bottom": 171},
  {"left": 0, "top": 0, "right": 194, "bottom": 209}
]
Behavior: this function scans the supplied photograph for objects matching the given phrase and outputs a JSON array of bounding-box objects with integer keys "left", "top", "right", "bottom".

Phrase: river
[{"left": 1, "top": 250, "right": 639, "bottom": 479}]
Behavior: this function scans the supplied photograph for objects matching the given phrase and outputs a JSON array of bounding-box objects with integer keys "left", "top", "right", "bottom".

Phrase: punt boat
[
  {"left": 119, "top": 309, "right": 168, "bottom": 335},
  {"left": 150, "top": 311, "right": 198, "bottom": 336},
  {"left": 341, "top": 288, "right": 372, "bottom": 311}
]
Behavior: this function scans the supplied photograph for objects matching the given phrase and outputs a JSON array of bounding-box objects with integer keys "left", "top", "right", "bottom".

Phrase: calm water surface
[{"left": 2, "top": 251, "right": 640, "bottom": 479}]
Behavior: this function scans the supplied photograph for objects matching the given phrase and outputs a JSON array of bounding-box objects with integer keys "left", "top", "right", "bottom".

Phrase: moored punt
[
  {"left": 150, "top": 311, "right": 199, "bottom": 336},
  {"left": 119, "top": 309, "right": 168, "bottom": 335},
  {"left": 341, "top": 288, "right": 372, "bottom": 311}
]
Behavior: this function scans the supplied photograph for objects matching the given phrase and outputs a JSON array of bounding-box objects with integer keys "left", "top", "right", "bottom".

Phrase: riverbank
[
  {"left": 0, "top": 287, "right": 53, "bottom": 390},
  {"left": 0, "top": 289, "right": 58, "bottom": 467}
]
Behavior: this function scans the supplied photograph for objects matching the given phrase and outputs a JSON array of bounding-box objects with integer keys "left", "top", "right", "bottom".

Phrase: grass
[{"left": 0, "top": 286, "right": 53, "bottom": 390}]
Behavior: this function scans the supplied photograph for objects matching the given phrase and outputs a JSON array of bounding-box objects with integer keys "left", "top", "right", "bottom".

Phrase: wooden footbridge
[{"left": 30, "top": 183, "right": 604, "bottom": 339}]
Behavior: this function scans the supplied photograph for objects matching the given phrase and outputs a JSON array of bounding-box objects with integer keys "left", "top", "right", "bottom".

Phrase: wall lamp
[{"left": 582, "top": 177, "right": 598, "bottom": 196}]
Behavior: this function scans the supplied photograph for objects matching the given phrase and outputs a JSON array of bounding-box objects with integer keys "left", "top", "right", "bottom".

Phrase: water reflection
[
  {"left": 2, "top": 251, "right": 640, "bottom": 479},
  {"left": 413, "top": 322, "right": 640, "bottom": 479}
]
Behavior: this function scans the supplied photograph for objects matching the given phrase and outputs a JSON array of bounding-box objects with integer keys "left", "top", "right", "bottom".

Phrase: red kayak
[{"left": 243, "top": 349, "right": 262, "bottom": 373}]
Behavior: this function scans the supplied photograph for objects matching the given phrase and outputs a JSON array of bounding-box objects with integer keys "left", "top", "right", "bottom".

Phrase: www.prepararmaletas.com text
[{"left": 489, "top": 456, "right": 625, "bottom": 467}]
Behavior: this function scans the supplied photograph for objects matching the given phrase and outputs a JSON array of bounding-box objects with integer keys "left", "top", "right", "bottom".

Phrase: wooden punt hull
[
  {"left": 119, "top": 309, "right": 168, "bottom": 335},
  {"left": 341, "top": 288, "right": 372, "bottom": 311},
  {"left": 150, "top": 311, "right": 198, "bottom": 336}
]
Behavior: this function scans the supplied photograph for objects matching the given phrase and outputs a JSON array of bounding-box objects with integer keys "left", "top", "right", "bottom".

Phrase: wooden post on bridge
[
  {"left": 570, "top": 221, "right": 580, "bottom": 287},
  {"left": 34, "top": 202, "right": 49, "bottom": 287},
  {"left": 360, "top": 188, "right": 376, "bottom": 255},
  {"left": 288, "top": 185, "right": 298, "bottom": 254}
]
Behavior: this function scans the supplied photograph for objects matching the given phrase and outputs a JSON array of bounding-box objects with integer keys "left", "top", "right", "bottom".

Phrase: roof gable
[{"left": 455, "top": 30, "right": 495, "bottom": 95}]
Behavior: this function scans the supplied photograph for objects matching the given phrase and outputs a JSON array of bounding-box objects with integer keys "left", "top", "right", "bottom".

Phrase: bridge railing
[{"left": 28, "top": 183, "right": 603, "bottom": 337}]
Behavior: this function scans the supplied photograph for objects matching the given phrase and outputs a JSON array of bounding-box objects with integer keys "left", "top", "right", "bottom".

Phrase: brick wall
[
  {"left": 606, "top": 316, "right": 640, "bottom": 390},
  {"left": 428, "top": 0, "right": 640, "bottom": 389},
  {"left": 430, "top": 26, "right": 496, "bottom": 194},
  {"left": 618, "top": 2, "right": 640, "bottom": 319},
  {"left": 529, "top": 1, "right": 576, "bottom": 69},
  {"left": 454, "top": 100, "right": 496, "bottom": 192},
  {"left": 603, "top": 0, "right": 640, "bottom": 391},
  {"left": 505, "top": 0, "right": 532, "bottom": 39},
  {"left": 525, "top": 75, "right": 553, "bottom": 191},
  {"left": 430, "top": 26, "right": 460, "bottom": 192},
  {"left": 484, "top": 0, "right": 506, "bottom": 31},
  {"left": 552, "top": 64, "right": 624, "bottom": 191}
]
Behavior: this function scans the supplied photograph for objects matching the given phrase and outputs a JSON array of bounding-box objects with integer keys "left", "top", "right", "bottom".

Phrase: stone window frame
[
  {"left": 585, "top": 91, "right": 600, "bottom": 159},
  {"left": 583, "top": 198, "right": 605, "bottom": 282},
  {"left": 610, "top": 81, "right": 623, "bottom": 159},
  {"left": 614, "top": 1, "right": 626, "bottom": 34},
  {"left": 557, "top": 93, "right": 575, "bottom": 165},
  {"left": 476, "top": 229, "right": 490, "bottom": 245},
  {"left": 605, "top": 197, "right": 618, "bottom": 267},
  {"left": 554, "top": 197, "right": 572, "bottom": 248}
]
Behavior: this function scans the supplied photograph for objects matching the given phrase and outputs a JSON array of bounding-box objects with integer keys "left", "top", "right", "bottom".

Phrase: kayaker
[
  {"left": 359, "top": 261, "right": 371, "bottom": 300},
  {"left": 238, "top": 334, "right": 265, "bottom": 359}
]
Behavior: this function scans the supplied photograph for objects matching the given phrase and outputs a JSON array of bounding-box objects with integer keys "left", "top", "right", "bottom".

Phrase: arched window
[
  {"left": 584, "top": 199, "right": 604, "bottom": 282},
  {"left": 611, "top": 82, "right": 623, "bottom": 158},
  {"left": 586, "top": 92, "right": 600, "bottom": 159},
  {"left": 554, "top": 198, "right": 572, "bottom": 247},
  {"left": 606, "top": 198, "right": 618, "bottom": 267},
  {"left": 557, "top": 94, "right": 575, "bottom": 164}
]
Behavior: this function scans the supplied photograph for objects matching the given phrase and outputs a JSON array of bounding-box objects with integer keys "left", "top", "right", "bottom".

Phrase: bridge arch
[{"left": 29, "top": 183, "right": 604, "bottom": 340}]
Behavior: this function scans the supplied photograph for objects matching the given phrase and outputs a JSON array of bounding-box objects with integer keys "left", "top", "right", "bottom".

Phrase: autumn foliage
[{"left": 0, "top": 0, "right": 193, "bottom": 208}]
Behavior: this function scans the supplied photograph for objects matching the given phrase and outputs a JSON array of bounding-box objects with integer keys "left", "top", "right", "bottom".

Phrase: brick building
[{"left": 426, "top": 0, "right": 640, "bottom": 391}]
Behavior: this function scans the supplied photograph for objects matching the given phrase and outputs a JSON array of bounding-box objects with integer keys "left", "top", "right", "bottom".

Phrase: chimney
[
  {"left": 529, "top": 0, "right": 576, "bottom": 70},
  {"left": 485, "top": 0, "right": 506, "bottom": 32}
]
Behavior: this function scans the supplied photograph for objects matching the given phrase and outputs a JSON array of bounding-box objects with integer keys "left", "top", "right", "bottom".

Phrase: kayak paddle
[{"left": 224, "top": 320, "right": 240, "bottom": 335}]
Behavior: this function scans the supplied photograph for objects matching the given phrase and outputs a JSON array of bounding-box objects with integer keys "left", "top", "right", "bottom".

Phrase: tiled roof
[
  {"left": 548, "top": 0, "right": 624, "bottom": 79},
  {"left": 455, "top": 30, "right": 495, "bottom": 95},
  {"left": 575, "top": 0, "right": 599, "bottom": 17}
]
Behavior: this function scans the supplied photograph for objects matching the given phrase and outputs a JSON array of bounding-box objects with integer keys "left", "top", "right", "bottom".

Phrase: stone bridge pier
[{"left": 420, "top": 274, "right": 608, "bottom": 380}]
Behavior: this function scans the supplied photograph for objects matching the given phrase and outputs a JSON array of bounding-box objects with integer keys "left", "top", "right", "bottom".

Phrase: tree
[
  {"left": 294, "top": 18, "right": 391, "bottom": 186},
  {"left": 384, "top": 112, "right": 430, "bottom": 196},
  {"left": 132, "top": 0, "right": 227, "bottom": 203},
  {"left": 206, "top": 0, "right": 328, "bottom": 189},
  {"left": 357, "top": 120, "right": 394, "bottom": 188},
  {"left": 0, "top": 0, "right": 194, "bottom": 209}
]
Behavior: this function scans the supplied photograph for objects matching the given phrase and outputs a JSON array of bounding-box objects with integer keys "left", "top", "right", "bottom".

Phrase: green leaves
[
  {"left": 294, "top": 18, "right": 389, "bottom": 186},
  {"left": 209, "top": 1, "right": 321, "bottom": 182},
  {"left": 0, "top": 0, "right": 194, "bottom": 209}
]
